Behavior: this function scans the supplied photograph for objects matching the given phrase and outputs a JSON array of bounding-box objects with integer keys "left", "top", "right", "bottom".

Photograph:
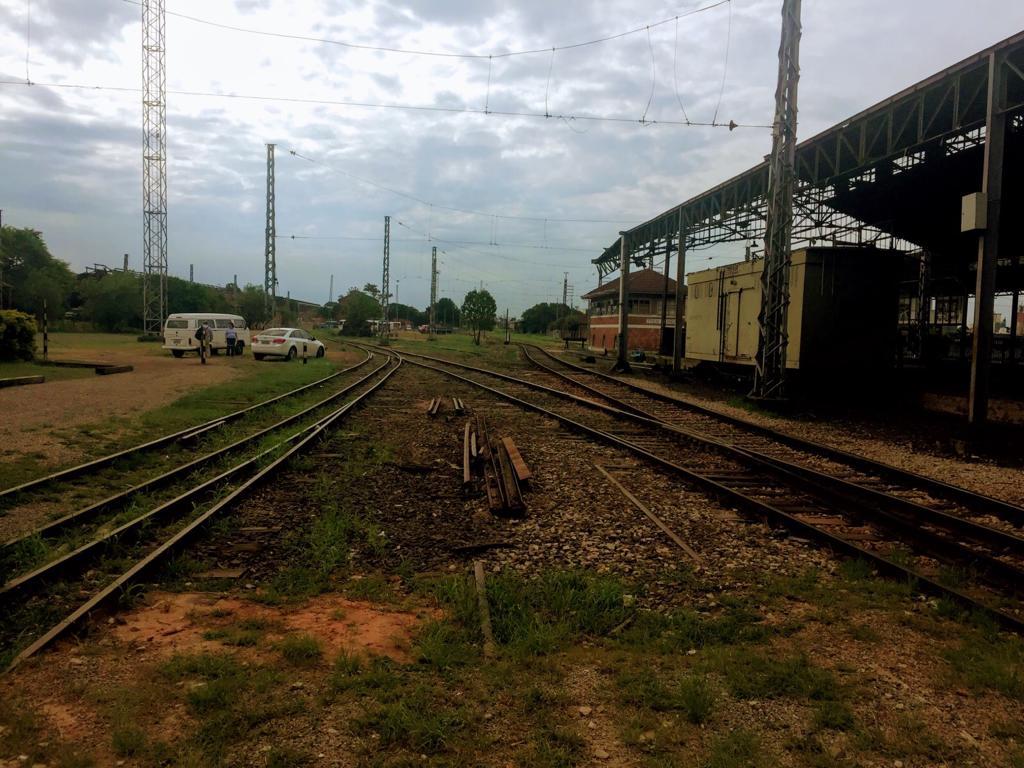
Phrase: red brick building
[{"left": 582, "top": 269, "right": 683, "bottom": 353}]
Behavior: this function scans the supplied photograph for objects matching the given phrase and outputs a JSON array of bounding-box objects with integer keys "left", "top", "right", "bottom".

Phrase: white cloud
[{"left": 0, "top": 0, "right": 1021, "bottom": 311}]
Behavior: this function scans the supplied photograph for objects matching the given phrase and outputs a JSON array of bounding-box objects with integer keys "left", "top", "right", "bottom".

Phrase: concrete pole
[
  {"left": 615, "top": 233, "right": 631, "bottom": 372},
  {"left": 672, "top": 214, "right": 687, "bottom": 377},
  {"left": 969, "top": 52, "right": 1006, "bottom": 429}
]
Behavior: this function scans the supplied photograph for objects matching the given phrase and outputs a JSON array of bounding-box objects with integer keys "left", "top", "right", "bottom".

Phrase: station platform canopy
[{"left": 592, "top": 30, "right": 1024, "bottom": 295}]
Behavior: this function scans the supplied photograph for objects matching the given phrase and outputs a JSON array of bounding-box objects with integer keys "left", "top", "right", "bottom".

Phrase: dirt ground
[{"left": 0, "top": 348, "right": 238, "bottom": 467}]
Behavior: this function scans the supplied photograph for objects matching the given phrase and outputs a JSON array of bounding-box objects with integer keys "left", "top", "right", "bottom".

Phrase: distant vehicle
[
  {"left": 163, "top": 313, "right": 250, "bottom": 358},
  {"left": 316, "top": 320, "right": 341, "bottom": 329},
  {"left": 251, "top": 327, "right": 326, "bottom": 361}
]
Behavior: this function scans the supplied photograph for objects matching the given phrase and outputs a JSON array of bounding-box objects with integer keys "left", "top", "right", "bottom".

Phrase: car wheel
[
  {"left": 287, "top": 346, "right": 297, "bottom": 361},
  {"left": 316, "top": 346, "right": 325, "bottom": 358},
  {"left": 254, "top": 353, "right": 265, "bottom": 361}
]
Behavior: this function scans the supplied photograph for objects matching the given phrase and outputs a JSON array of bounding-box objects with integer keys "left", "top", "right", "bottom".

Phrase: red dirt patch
[{"left": 112, "top": 591, "right": 428, "bottom": 662}]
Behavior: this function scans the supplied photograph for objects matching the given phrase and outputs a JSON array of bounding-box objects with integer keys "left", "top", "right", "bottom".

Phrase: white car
[{"left": 251, "top": 328, "right": 326, "bottom": 361}]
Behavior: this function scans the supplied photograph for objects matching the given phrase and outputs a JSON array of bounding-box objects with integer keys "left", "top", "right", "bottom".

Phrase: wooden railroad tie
[
  {"left": 466, "top": 415, "right": 529, "bottom": 515},
  {"left": 452, "top": 396, "right": 465, "bottom": 414},
  {"left": 95, "top": 364, "right": 133, "bottom": 376},
  {"left": 0, "top": 375, "right": 45, "bottom": 389},
  {"left": 427, "top": 397, "right": 443, "bottom": 416}
]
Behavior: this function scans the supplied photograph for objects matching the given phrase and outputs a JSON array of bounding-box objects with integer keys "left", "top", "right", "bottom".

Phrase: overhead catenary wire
[
  {"left": 119, "top": 0, "right": 731, "bottom": 61},
  {"left": 286, "top": 149, "right": 644, "bottom": 225},
  {"left": 0, "top": 79, "right": 769, "bottom": 130}
]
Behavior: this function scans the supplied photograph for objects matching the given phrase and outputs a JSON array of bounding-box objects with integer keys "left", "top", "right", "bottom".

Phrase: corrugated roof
[{"left": 581, "top": 268, "right": 681, "bottom": 300}]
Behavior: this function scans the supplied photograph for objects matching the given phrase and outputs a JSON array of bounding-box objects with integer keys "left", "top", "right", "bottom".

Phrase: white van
[{"left": 163, "top": 313, "right": 252, "bottom": 358}]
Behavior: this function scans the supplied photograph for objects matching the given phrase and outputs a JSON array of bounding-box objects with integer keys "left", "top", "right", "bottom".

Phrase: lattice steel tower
[
  {"left": 380, "top": 216, "right": 391, "bottom": 343},
  {"left": 751, "top": 0, "right": 802, "bottom": 400},
  {"left": 142, "top": 0, "right": 168, "bottom": 336},
  {"left": 264, "top": 143, "right": 277, "bottom": 316}
]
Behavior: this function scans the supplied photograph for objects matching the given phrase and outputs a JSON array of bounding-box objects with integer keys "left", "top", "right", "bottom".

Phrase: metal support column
[
  {"left": 380, "top": 215, "right": 391, "bottom": 344},
  {"left": 969, "top": 52, "right": 1007, "bottom": 427},
  {"left": 660, "top": 237, "right": 673, "bottom": 355},
  {"left": 429, "top": 246, "right": 438, "bottom": 341},
  {"left": 264, "top": 143, "right": 277, "bottom": 318},
  {"left": 751, "top": 0, "right": 802, "bottom": 401},
  {"left": 672, "top": 220, "right": 687, "bottom": 376},
  {"left": 614, "top": 233, "right": 631, "bottom": 372},
  {"left": 141, "top": 0, "right": 167, "bottom": 337}
]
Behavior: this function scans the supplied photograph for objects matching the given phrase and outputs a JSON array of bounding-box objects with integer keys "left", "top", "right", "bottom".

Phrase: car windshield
[{"left": 260, "top": 329, "right": 290, "bottom": 336}]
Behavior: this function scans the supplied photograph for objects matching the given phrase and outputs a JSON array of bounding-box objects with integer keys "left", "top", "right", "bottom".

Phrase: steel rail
[
  {"left": 516, "top": 346, "right": 1024, "bottom": 561},
  {"left": 2, "top": 354, "right": 388, "bottom": 552},
  {"left": 398, "top": 353, "right": 1024, "bottom": 633},
  {"left": 5, "top": 355, "right": 401, "bottom": 672},
  {"left": 0, "top": 356, "right": 395, "bottom": 600},
  {"left": 525, "top": 344, "right": 1024, "bottom": 526},
  {"left": 0, "top": 348, "right": 373, "bottom": 503}
]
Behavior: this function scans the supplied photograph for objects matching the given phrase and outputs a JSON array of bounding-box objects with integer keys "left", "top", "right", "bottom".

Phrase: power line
[
  {"left": 119, "top": 0, "right": 731, "bottom": 61},
  {"left": 286, "top": 149, "right": 641, "bottom": 225},
  {"left": 279, "top": 232, "right": 598, "bottom": 254},
  {"left": 0, "top": 79, "right": 767, "bottom": 130}
]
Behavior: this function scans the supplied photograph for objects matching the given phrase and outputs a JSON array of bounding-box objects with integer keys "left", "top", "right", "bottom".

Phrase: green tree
[
  {"left": 0, "top": 227, "right": 75, "bottom": 317},
  {"left": 434, "top": 297, "right": 460, "bottom": 328},
  {"left": 461, "top": 289, "right": 497, "bottom": 345},
  {"left": 78, "top": 272, "right": 143, "bottom": 331},
  {"left": 167, "top": 277, "right": 231, "bottom": 315},
  {"left": 388, "top": 303, "right": 426, "bottom": 325},
  {"left": 338, "top": 287, "right": 380, "bottom": 336},
  {"left": 238, "top": 284, "right": 270, "bottom": 328}
]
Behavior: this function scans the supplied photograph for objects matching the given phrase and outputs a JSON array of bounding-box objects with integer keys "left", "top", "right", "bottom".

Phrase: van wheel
[
  {"left": 287, "top": 347, "right": 297, "bottom": 361},
  {"left": 316, "top": 347, "right": 325, "bottom": 358},
  {"left": 171, "top": 350, "right": 184, "bottom": 358},
  {"left": 254, "top": 353, "right": 265, "bottom": 361},
  {"left": 211, "top": 348, "right": 219, "bottom": 356}
]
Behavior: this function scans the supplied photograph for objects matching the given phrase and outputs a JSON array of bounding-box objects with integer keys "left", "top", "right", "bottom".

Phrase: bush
[{"left": 0, "top": 310, "right": 37, "bottom": 361}]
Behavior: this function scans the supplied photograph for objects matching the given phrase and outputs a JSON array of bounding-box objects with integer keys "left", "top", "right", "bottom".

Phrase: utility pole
[
  {"left": 504, "top": 308, "right": 510, "bottom": 344},
  {"left": 189, "top": 264, "right": 194, "bottom": 283},
  {"left": 380, "top": 215, "right": 391, "bottom": 344},
  {"left": 141, "top": 0, "right": 168, "bottom": 337},
  {"left": 751, "top": 0, "right": 802, "bottom": 401},
  {"left": 429, "top": 246, "right": 438, "bottom": 341},
  {"left": 264, "top": 143, "right": 277, "bottom": 318},
  {"left": 328, "top": 274, "right": 334, "bottom": 306}
]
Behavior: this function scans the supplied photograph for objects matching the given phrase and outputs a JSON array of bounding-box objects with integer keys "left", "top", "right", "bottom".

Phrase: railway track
[
  {"left": 384, "top": 344, "right": 1024, "bottom": 633},
  {"left": 0, "top": 346, "right": 375, "bottom": 506},
  {"left": 0, "top": 350, "right": 401, "bottom": 671}
]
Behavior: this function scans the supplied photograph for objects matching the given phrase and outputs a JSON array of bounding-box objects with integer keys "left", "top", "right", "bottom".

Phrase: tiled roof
[{"left": 581, "top": 268, "right": 682, "bottom": 300}]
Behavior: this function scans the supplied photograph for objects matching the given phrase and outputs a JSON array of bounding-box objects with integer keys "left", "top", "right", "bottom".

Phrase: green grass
[
  {"left": 944, "top": 630, "right": 1024, "bottom": 700},
  {"left": 278, "top": 634, "right": 323, "bottom": 666},
  {"left": 709, "top": 650, "right": 840, "bottom": 702},
  {"left": 616, "top": 668, "right": 715, "bottom": 724},
  {"left": 706, "top": 729, "right": 766, "bottom": 768}
]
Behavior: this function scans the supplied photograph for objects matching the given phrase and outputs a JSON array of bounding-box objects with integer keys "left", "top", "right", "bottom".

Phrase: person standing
[
  {"left": 225, "top": 321, "right": 238, "bottom": 357},
  {"left": 196, "top": 320, "right": 213, "bottom": 364}
]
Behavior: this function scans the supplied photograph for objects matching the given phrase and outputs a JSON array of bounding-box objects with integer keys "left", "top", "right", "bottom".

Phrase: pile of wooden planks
[{"left": 464, "top": 415, "right": 531, "bottom": 516}]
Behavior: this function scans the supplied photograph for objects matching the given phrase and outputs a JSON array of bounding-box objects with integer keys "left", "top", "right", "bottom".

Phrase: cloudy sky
[{"left": 0, "top": 0, "right": 1021, "bottom": 313}]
